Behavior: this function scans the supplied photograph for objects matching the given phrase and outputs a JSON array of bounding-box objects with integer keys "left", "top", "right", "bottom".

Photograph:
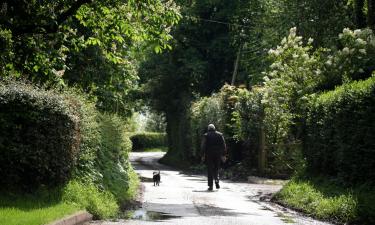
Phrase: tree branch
[{"left": 7, "top": 0, "right": 93, "bottom": 36}]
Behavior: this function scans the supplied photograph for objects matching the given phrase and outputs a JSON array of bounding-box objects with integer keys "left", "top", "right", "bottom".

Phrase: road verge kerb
[{"left": 46, "top": 210, "right": 92, "bottom": 225}]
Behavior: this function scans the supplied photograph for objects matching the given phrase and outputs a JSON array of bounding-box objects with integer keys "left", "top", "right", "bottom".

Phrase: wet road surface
[{"left": 90, "top": 152, "right": 332, "bottom": 225}]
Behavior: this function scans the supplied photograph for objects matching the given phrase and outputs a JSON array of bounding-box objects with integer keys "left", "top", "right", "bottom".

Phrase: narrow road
[{"left": 91, "top": 152, "right": 332, "bottom": 225}]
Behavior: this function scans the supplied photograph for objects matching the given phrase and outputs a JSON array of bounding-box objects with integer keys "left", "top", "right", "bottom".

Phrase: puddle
[
  {"left": 276, "top": 212, "right": 296, "bottom": 224},
  {"left": 131, "top": 209, "right": 181, "bottom": 221}
]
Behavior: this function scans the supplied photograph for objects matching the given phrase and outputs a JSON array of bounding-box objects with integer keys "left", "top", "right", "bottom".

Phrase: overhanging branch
[{"left": 3, "top": 0, "right": 93, "bottom": 36}]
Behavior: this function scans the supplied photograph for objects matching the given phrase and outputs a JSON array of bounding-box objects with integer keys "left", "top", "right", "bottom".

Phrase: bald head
[{"left": 208, "top": 124, "right": 216, "bottom": 131}]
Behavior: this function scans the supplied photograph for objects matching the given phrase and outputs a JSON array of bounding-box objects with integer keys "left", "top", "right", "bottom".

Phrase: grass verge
[
  {"left": 135, "top": 147, "right": 168, "bottom": 152},
  {"left": 0, "top": 189, "right": 80, "bottom": 225},
  {"left": 0, "top": 171, "right": 140, "bottom": 224},
  {"left": 273, "top": 176, "right": 375, "bottom": 224}
]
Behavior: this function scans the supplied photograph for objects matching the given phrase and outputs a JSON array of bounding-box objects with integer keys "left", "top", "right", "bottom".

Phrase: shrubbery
[
  {"left": 0, "top": 81, "right": 80, "bottom": 189},
  {"left": 304, "top": 76, "right": 375, "bottom": 184},
  {"left": 130, "top": 132, "right": 167, "bottom": 150},
  {"left": 0, "top": 80, "right": 139, "bottom": 219},
  {"left": 69, "top": 107, "right": 139, "bottom": 217}
]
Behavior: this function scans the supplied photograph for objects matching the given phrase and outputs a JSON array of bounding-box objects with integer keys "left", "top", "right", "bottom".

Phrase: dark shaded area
[{"left": 0, "top": 187, "right": 64, "bottom": 211}]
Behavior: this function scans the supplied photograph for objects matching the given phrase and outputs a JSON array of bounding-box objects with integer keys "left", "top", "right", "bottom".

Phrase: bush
[
  {"left": 0, "top": 81, "right": 139, "bottom": 219},
  {"left": 130, "top": 132, "right": 167, "bottom": 150},
  {"left": 0, "top": 81, "right": 80, "bottom": 189},
  {"left": 96, "top": 114, "right": 139, "bottom": 203},
  {"left": 304, "top": 76, "right": 375, "bottom": 184},
  {"left": 71, "top": 110, "right": 139, "bottom": 212}
]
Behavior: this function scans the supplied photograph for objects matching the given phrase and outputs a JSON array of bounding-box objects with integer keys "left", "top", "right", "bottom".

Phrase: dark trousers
[{"left": 206, "top": 153, "right": 221, "bottom": 187}]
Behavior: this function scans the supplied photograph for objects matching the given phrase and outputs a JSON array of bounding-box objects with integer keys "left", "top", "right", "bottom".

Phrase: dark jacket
[{"left": 201, "top": 130, "right": 226, "bottom": 156}]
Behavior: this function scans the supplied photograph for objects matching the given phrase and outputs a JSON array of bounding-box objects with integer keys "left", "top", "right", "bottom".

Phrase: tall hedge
[
  {"left": 304, "top": 76, "right": 375, "bottom": 184},
  {"left": 0, "top": 81, "right": 80, "bottom": 189}
]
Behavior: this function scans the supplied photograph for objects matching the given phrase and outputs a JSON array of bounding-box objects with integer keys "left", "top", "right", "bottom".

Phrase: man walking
[{"left": 201, "top": 124, "right": 227, "bottom": 191}]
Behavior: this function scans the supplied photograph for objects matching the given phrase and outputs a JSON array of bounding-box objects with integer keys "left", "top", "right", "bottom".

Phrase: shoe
[
  {"left": 215, "top": 182, "right": 220, "bottom": 189},
  {"left": 208, "top": 186, "right": 213, "bottom": 191}
]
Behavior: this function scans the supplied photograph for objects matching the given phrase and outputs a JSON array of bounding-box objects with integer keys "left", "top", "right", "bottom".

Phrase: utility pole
[
  {"left": 231, "top": 43, "right": 243, "bottom": 86},
  {"left": 368, "top": 0, "right": 375, "bottom": 30}
]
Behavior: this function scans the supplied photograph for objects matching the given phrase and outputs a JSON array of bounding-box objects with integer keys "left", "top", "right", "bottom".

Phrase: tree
[{"left": 0, "top": 1, "right": 180, "bottom": 83}]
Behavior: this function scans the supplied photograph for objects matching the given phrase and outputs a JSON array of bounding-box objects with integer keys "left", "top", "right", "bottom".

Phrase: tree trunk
[
  {"left": 354, "top": 0, "right": 366, "bottom": 28},
  {"left": 164, "top": 106, "right": 192, "bottom": 166}
]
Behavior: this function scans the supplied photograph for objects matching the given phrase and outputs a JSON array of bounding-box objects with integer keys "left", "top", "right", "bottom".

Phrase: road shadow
[
  {"left": 141, "top": 202, "right": 253, "bottom": 218},
  {"left": 192, "top": 189, "right": 218, "bottom": 193}
]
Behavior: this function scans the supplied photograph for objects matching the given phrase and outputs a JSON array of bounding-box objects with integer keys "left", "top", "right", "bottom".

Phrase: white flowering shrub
[
  {"left": 263, "top": 27, "right": 322, "bottom": 143},
  {"left": 322, "top": 28, "right": 375, "bottom": 88}
]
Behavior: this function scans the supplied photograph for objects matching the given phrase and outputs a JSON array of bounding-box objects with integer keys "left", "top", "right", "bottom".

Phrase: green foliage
[
  {"left": 274, "top": 176, "right": 375, "bottom": 224},
  {"left": 304, "top": 76, "right": 375, "bottom": 185},
  {"left": 63, "top": 180, "right": 118, "bottom": 219},
  {"left": 233, "top": 86, "right": 263, "bottom": 142},
  {"left": 72, "top": 106, "right": 140, "bottom": 207},
  {"left": 96, "top": 114, "right": 139, "bottom": 203},
  {"left": 0, "top": 81, "right": 80, "bottom": 189},
  {"left": 191, "top": 94, "right": 224, "bottom": 158},
  {"left": 144, "top": 111, "right": 166, "bottom": 132},
  {"left": 130, "top": 132, "right": 167, "bottom": 151},
  {"left": 0, "top": 0, "right": 180, "bottom": 81},
  {"left": 232, "top": 86, "right": 264, "bottom": 168},
  {"left": 190, "top": 84, "right": 239, "bottom": 159},
  {"left": 0, "top": 81, "right": 139, "bottom": 219}
]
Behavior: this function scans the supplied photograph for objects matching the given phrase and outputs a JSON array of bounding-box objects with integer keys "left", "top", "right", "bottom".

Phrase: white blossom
[
  {"left": 356, "top": 38, "right": 367, "bottom": 45},
  {"left": 343, "top": 28, "right": 352, "bottom": 36},
  {"left": 281, "top": 37, "right": 287, "bottom": 45},
  {"left": 359, "top": 49, "right": 367, "bottom": 54},
  {"left": 342, "top": 47, "right": 350, "bottom": 55},
  {"left": 354, "top": 29, "right": 361, "bottom": 36}
]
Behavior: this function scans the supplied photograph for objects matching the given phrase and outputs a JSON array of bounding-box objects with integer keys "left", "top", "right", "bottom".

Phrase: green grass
[
  {"left": 62, "top": 180, "right": 119, "bottom": 219},
  {"left": 0, "top": 190, "right": 81, "bottom": 225},
  {"left": 0, "top": 171, "right": 140, "bottom": 224},
  {"left": 274, "top": 176, "right": 375, "bottom": 224},
  {"left": 140, "top": 147, "right": 168, "bottom": 152}
]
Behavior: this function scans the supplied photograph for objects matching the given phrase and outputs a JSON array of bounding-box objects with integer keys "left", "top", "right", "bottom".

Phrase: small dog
[{"left": 153, "top": 171, "right": 161, "bottom": 186}]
